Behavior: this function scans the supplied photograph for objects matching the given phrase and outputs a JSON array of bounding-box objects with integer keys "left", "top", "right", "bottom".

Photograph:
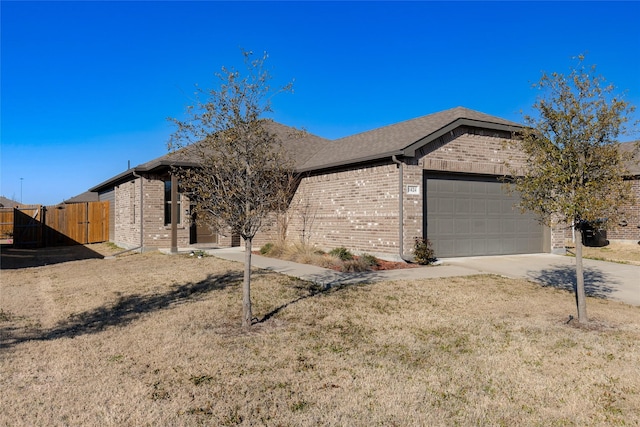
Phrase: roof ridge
[{"left": 333, "top": 106, "right": 518, "bottom": 142}]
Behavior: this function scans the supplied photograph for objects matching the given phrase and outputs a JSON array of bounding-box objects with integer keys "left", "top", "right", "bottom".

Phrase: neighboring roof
[
  {"left": 0, "top": 196, "right": 21, "bottom": 208},
  {"left": 620, "top": 140, "right": 640, "bottom": 176},
  {"left": 298, "top": 107, "right": 523, "bottom": 172},
  {"left": 64, "top": 191, "right": 100, "bottom": 204}
]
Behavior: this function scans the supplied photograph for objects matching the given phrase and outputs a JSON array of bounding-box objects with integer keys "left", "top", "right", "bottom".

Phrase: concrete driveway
[
  {"left": 205, "top": 248, "right": 639, "bottom": 307},
  {"left": 443, "top": 254, "right": 640, "bottom": 307}
]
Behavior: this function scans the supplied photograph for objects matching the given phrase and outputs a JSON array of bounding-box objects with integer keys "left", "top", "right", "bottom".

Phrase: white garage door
[{"left": 425, "top": 175, "right": 544, "bottom": 257}]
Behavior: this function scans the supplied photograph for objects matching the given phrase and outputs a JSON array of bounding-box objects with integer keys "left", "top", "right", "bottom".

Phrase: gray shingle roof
[
  {"left": 298, "top": 106, "right": 522, "bottom": 171},
  {"left": 137, "top": 120, "right": 329, "bottom": 171},
  {"left": 90, "top": 121, "right": 329, "bottom": 192},
  {"left": 0, "top": 196, "right": 21, "bottom": 208},
  {"left": 64, "top": 191, "right": 100, "bottom": 204}
]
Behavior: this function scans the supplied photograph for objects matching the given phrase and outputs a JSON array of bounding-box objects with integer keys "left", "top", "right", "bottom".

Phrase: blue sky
[{"left": 2, "top": 1, "right": 639, "bottom": 205}]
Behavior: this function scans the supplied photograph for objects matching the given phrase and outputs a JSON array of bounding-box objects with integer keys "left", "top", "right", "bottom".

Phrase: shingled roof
[
  {"left": 139, "top": 120, "right": 328, "bottom": 171},
  {"left": 90, "top": 121, "right": 328, "bottom": 192},
  {"left": 298, "top": 106, "right": 522, "bottom": 171},
  {"left": 89, "top": 108, "right": 640, "bottom": 194}
]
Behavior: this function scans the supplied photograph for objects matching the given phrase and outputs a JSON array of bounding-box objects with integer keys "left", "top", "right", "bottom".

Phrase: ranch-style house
[{"left": 88, "top": 107, "right": 640, "bottom": 259}]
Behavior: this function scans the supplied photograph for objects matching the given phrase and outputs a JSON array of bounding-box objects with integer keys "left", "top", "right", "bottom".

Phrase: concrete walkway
[{"left": 191, "top": 248, "right": 640, "bottom": 307}]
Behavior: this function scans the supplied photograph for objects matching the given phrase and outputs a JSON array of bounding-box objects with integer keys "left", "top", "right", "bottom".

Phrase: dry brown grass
[
  {"left": 1, "top": 245, "right": 639, "bottom": 426},
  {"left": 568, "top": 240, "right": 640, "bottom": 265}
]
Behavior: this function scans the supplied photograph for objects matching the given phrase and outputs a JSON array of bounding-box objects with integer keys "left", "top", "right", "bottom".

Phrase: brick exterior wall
[
  {"left": 114, "top": 125, "right": 622, "bottom": 254},
  {"left": 312, "top": 163, "right": 398, "bottom": 253},
  {"left": 253, "top": 126, "right": 561, "bottom": 257},
  {"left": 278, "top": 162, "right": 404, "bottom": 257},
  {"left": 112, "top": 174, "right": 191, "bottom": 250},
  {"left": 607, "top": 179, "right": 640, "bottom": 242},
  {"left": 518, "top": 179, "right": 640, "bottom": 247},
  {"left": 418, "top": 126, "right": 527, "bottom": 176},
  {"left": 107, "top": 125, "right": 639, "bottom": 255}
]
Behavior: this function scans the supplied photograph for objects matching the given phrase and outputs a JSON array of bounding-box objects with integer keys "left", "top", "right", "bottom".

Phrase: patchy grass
[
  {"left": 1, "top": 248, "right": 639, "bottom": 426},
  {"left": 567, "top": 240, "right": 640, "bottom": 265}
]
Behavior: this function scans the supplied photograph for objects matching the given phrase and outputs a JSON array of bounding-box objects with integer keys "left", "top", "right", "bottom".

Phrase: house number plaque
[{"left": 406, "top": 185, "right": 420, "bottom": 195}]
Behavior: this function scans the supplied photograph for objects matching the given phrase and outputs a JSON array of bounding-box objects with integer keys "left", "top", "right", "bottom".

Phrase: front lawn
[
  {"left": 1, "top": 246, "right": 639, "bottom": 426},
  {"left": 568, "top": 240, "right": 640, "bottom": 265}
]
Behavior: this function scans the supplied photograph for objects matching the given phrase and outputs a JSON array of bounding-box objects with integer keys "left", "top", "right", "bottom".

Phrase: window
[{"left": 164, "top": 179, "right": 181, "bottom": 225}]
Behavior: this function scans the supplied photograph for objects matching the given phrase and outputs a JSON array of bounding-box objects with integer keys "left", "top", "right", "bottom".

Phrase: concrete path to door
[{"left": 201, "top": 248, "right": 639, "bottom": 307}]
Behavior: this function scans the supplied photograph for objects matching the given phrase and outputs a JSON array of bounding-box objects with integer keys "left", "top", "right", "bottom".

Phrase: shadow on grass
[
  {"left": 0, "top": 244, "right": 106, "bottom": 269},
  {"left": 527, "top": 265, "right": 619, "bottom": 300},
  {"left": 256, "top": 272, "right": 375, "bottom": 325},
  {"left": 1, "top": 271, "right": 243, "bottom": 349}
]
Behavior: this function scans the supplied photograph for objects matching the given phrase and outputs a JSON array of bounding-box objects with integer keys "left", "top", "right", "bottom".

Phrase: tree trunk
[
  {"left": 575, "top": 229, "right": 588, "bottom": 323},
  {"left": 242, "top": 237, "right": 253, "bottom": 328}
]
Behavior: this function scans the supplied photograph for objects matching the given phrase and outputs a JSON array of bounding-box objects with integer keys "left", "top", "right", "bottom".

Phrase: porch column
[{"left": 170, "top": 173, "right": 178, "bottom": 254}]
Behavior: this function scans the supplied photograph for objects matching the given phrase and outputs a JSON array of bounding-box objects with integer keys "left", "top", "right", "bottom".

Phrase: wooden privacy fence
[{"left": 0, "top": 201, "right": 109, "bottom": 248}]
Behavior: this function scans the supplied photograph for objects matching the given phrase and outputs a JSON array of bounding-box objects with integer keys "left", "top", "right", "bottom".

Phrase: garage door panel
[
  {"left": 472, "top": 199, "right": 486, "bottom": 214},
  {"left": 437, "top": 218, "right": 455, "bottom": 234},
  {"left": 439, "top": 198, "right": 455, "bottom": 215},
  {"left": 486, "top": 237, "right": 504, "bottom": 254},
  {"left": 469, "top": 239, "right": 486, "bottom": 255},
  {"left": 471, "top": 219, "right": 486, "bottom": 234},
  {"left": 455, "top": 218, "right": 470, "bottom": 234},
  {"left": 438, "top": 239, "right": 456, "bottom": 256},
  {"left": 426, "top": 175, "right": 543, "bottom": 257},
  {"left": 502, "top": 219, "right": 516, "bottom": 233},
  {"left": 487, "top": 218, "right": 502, "bottom": 233},
  {"left": 487, "top": 202, "right": 502, "bottom": 215},
  {"left": 456, "top": 199, "right": 470, "bottom": 214}
]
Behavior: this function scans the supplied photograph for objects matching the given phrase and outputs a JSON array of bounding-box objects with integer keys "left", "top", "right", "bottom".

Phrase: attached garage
[{"left": 425, "top": 174, "right": 547, "bottom": 257}]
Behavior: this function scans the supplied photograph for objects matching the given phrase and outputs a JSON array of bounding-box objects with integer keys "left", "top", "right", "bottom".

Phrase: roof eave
[
  {"left": 296, "top": 149, "right": 406, "bottom": 173},
  {"left": 89, "top": 159, "right": 200, "bottom": 192}
]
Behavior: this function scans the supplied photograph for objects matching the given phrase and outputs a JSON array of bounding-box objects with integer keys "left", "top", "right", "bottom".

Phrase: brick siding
[
  {"left": 254, "top": 126, "right": 560, "bottom": 256},
  {"left": 115, "top": 125, "right": 624, "bottom": 254},
  {"left": 607, "top": 179, "right": 640, "bottom": 241},
  {"left": 113, "top": 174, "right": 191, "bottom": 250},
  {"left": 281, "top": 162, "right": 404, "bottom": 257}
]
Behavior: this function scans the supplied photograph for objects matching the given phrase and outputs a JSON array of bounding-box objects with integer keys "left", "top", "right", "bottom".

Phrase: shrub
[
  {"left": 340, "top": 258, "right": 372, "bottom": 272},
  {"left": 260, "top": 242, "right": 274, "bottom": 255},
  {"left": 329, "top": 247, "right": 354, "bottom": 261},
  {"left": 359, "top": 253, "right": 379, "bottom": 268},
  {"left": 413, "top": 237, "right": 436, "bottom": 265}
]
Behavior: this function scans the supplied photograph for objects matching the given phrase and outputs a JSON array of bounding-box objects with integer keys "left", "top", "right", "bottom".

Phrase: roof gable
[{"left": 299, "top": 107, "right": 522, "bottom": 171}]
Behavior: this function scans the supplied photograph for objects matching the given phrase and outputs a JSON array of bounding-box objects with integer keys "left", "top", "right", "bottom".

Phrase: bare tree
[
  {"left": 296, "top": 192, "right": 317, "bottom": 246},
  {"left": 511, "top": 55, "right": 637, "bottom": 323},
  {"left": 168, "top": 51, "right": 296, "bottom": 327}
]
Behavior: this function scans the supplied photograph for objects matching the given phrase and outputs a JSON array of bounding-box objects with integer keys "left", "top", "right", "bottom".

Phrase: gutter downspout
[
  {"left": 170, "top": 173, "right": 178, "bottom": 254},
  {"left": 391, "top": 155, "right": 413, "bottom": 263}
]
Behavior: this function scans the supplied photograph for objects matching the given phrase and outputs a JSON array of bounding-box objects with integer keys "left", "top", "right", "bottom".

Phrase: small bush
[
  {"left": 359, "top": 253, "right": 379, "bottom": 268},
  {"left": 260, "top": 242, "right": 274, "bottom": 255},
  {"left": 413, "top": 237, "right": 436, "bottom": 265},
  {"left": 329, "top": 247, "right": 354, "bottom": 261},
  {"left": 340, "top": 258, "right": 375, "bottom": 272}
]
